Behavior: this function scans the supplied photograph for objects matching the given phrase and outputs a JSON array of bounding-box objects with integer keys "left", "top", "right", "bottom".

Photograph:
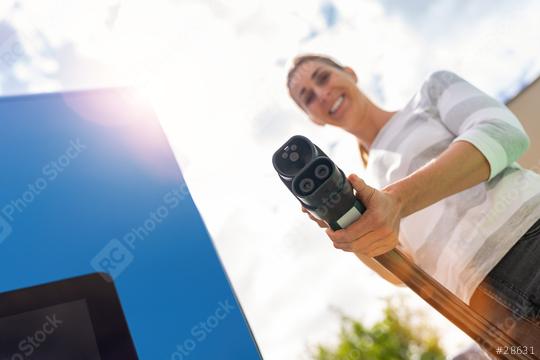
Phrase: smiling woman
[
  {"left": 287, "top": 55, "right": 380, "bottom": 132},
  {"left": 286, "top": 53, "right": 540, "bottom": 355},
  {"left": 287, "top": 55, "right": 397, "bottom": 167}
]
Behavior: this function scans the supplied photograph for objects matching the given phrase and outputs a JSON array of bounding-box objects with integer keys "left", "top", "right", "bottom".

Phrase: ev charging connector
[{"left": 272, "top": 135, "right": 365, "bottom": 230}]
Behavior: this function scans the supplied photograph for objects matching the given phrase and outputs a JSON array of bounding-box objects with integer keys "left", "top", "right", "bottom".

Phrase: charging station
[{"left": 0, "top": 88, "right": 262, "bottom": 359}]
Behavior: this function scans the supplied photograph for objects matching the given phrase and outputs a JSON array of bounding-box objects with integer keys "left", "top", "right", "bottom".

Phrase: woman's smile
[{"left": 329, "top": 93, "right": 346, "bottom": 118}]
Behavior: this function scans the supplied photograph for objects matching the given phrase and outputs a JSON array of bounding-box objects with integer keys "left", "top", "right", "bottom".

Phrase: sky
[{"left": 1, "top": 0, "right": 540, "bottom": 358}]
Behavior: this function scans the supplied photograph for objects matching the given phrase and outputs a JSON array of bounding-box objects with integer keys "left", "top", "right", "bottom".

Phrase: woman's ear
[{"left": 343, "top": 66, "right": 358, "bottom": 83}]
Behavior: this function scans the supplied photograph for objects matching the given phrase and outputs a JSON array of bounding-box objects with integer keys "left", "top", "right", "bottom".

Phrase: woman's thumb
[{"left": 348, "top": 174, "right": 375, "bottom": 204}]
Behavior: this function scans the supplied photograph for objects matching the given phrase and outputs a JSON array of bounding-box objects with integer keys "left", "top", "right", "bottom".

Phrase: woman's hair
[{"left": 286, "top": 54, "right": 345, "bottom": 91}]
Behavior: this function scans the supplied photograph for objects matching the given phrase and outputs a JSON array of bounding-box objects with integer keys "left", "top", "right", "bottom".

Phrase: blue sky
[{"left": 1, "top": 0, "right": 539, "bottom": 358}]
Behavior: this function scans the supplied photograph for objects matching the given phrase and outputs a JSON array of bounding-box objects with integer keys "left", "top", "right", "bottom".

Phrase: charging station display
[{"left": 0, "top": 300, "right": 101, "bottom": 359}]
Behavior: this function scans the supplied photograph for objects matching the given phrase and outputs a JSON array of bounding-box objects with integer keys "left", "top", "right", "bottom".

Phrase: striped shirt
[{"left": 365, "top": 70, "right": 540, "bottom": 304}]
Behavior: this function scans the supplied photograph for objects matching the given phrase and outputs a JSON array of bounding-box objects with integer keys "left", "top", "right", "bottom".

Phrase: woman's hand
[
  {"left": 301, "top": 206, "right": 328, "bottom": 228},
  {"left": 326, "top": 174, "right": 404, "bottom": 257}
]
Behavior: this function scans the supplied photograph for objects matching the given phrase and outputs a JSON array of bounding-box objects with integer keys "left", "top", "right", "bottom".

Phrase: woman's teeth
[{"left": 329, "top": 95, "right": 344, "bottom": 115}]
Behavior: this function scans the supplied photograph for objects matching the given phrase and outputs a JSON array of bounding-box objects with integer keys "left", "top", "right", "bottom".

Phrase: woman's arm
[
  {"left": 306, "top": 141, "right": 490, "bottom": 285},
  {"left": 384, "top": 140, "right": 490, "bottom": 217},
  {"left": 327, "top": 141, "right": 490, "bottom": 258},
  {"left": 423, "top": 70, "right": 530, "bottom": 181},
  {"left": 328, "top": 71, "right": 530, "bottom": 258},
  {"left": 328, "top": 140, "right": 491, "bottom": 285}
]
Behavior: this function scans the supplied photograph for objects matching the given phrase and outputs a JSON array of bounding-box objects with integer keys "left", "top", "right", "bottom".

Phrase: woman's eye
[
  {"left": 305, "top": 91, "right": 315, "bottom": 106},
  {"left": 317, "top": 71, "right": 330, "bottom": 85}
]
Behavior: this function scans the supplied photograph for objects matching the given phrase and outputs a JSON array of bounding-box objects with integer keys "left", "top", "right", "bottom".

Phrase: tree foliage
[{"left": 313, "top": 299, "right": 446, "bottom": 360}]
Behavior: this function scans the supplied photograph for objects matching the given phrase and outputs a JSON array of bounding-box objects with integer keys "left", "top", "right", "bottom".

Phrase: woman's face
[{"left": 288, "top": 60, "right": 363, "bottom": 130}]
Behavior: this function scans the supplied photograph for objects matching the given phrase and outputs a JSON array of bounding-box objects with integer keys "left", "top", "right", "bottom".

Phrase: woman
[{"left": 287, "top": 54, "right": 540, "bottom": 328}]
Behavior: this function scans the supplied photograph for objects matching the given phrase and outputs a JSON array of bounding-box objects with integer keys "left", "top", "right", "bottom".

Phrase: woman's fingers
[
  {"left": 333, "top": 241, "right": 352, "bottom": 251},
  {"left": 326, "top": 228, "right": 345, "bottom": 242},
  {"left": 301, "top": 206, "right": 328, "bottom": 228},
  {"left": 359, "top": 234, "right": 398, "bottom": 257},
  {"left": 329, "top": 228, "right": 397, "bottom": 255},
  {"left": 301, "top": 201, "right": 397, "bottom": 255},
  {"left": 348, "top": 174, "right": 376, "bottom": 206},
  {"left": 308, "top": 214, "right": 327, "bottom": 228}
]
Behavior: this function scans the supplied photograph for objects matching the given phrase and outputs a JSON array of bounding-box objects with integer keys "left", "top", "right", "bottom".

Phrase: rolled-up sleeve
[{"left": 421, "top": 70, "right": 530, "bottom": 180}]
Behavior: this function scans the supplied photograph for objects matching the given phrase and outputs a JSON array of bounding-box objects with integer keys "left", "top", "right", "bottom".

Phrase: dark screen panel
[{"left": 0, "top": 300, "right": 101, "bottom": 360}]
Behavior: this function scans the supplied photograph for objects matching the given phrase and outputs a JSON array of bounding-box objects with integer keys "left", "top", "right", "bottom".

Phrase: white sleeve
[{"left": 420, "top": 70, "right": 530, "bottom": 180}]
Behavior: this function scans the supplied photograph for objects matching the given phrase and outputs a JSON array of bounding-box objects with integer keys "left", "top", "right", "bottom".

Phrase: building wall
[{"left": 507, "top": 78, "right": 540, "bottom": 173}]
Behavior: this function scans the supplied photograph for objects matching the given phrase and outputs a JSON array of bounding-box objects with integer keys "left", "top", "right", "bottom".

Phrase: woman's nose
[{"left": 314, "top": 88, "right": 331, "bottom": 104}]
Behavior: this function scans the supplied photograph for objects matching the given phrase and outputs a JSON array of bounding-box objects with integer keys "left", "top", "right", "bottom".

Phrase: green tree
[{"left": 313, "top": 299, "right": 446, "bottom": 360}]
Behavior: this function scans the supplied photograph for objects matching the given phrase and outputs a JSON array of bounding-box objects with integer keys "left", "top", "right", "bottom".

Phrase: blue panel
[{"left": 0, "top": 88, "right": 261, "bottom": 359}]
